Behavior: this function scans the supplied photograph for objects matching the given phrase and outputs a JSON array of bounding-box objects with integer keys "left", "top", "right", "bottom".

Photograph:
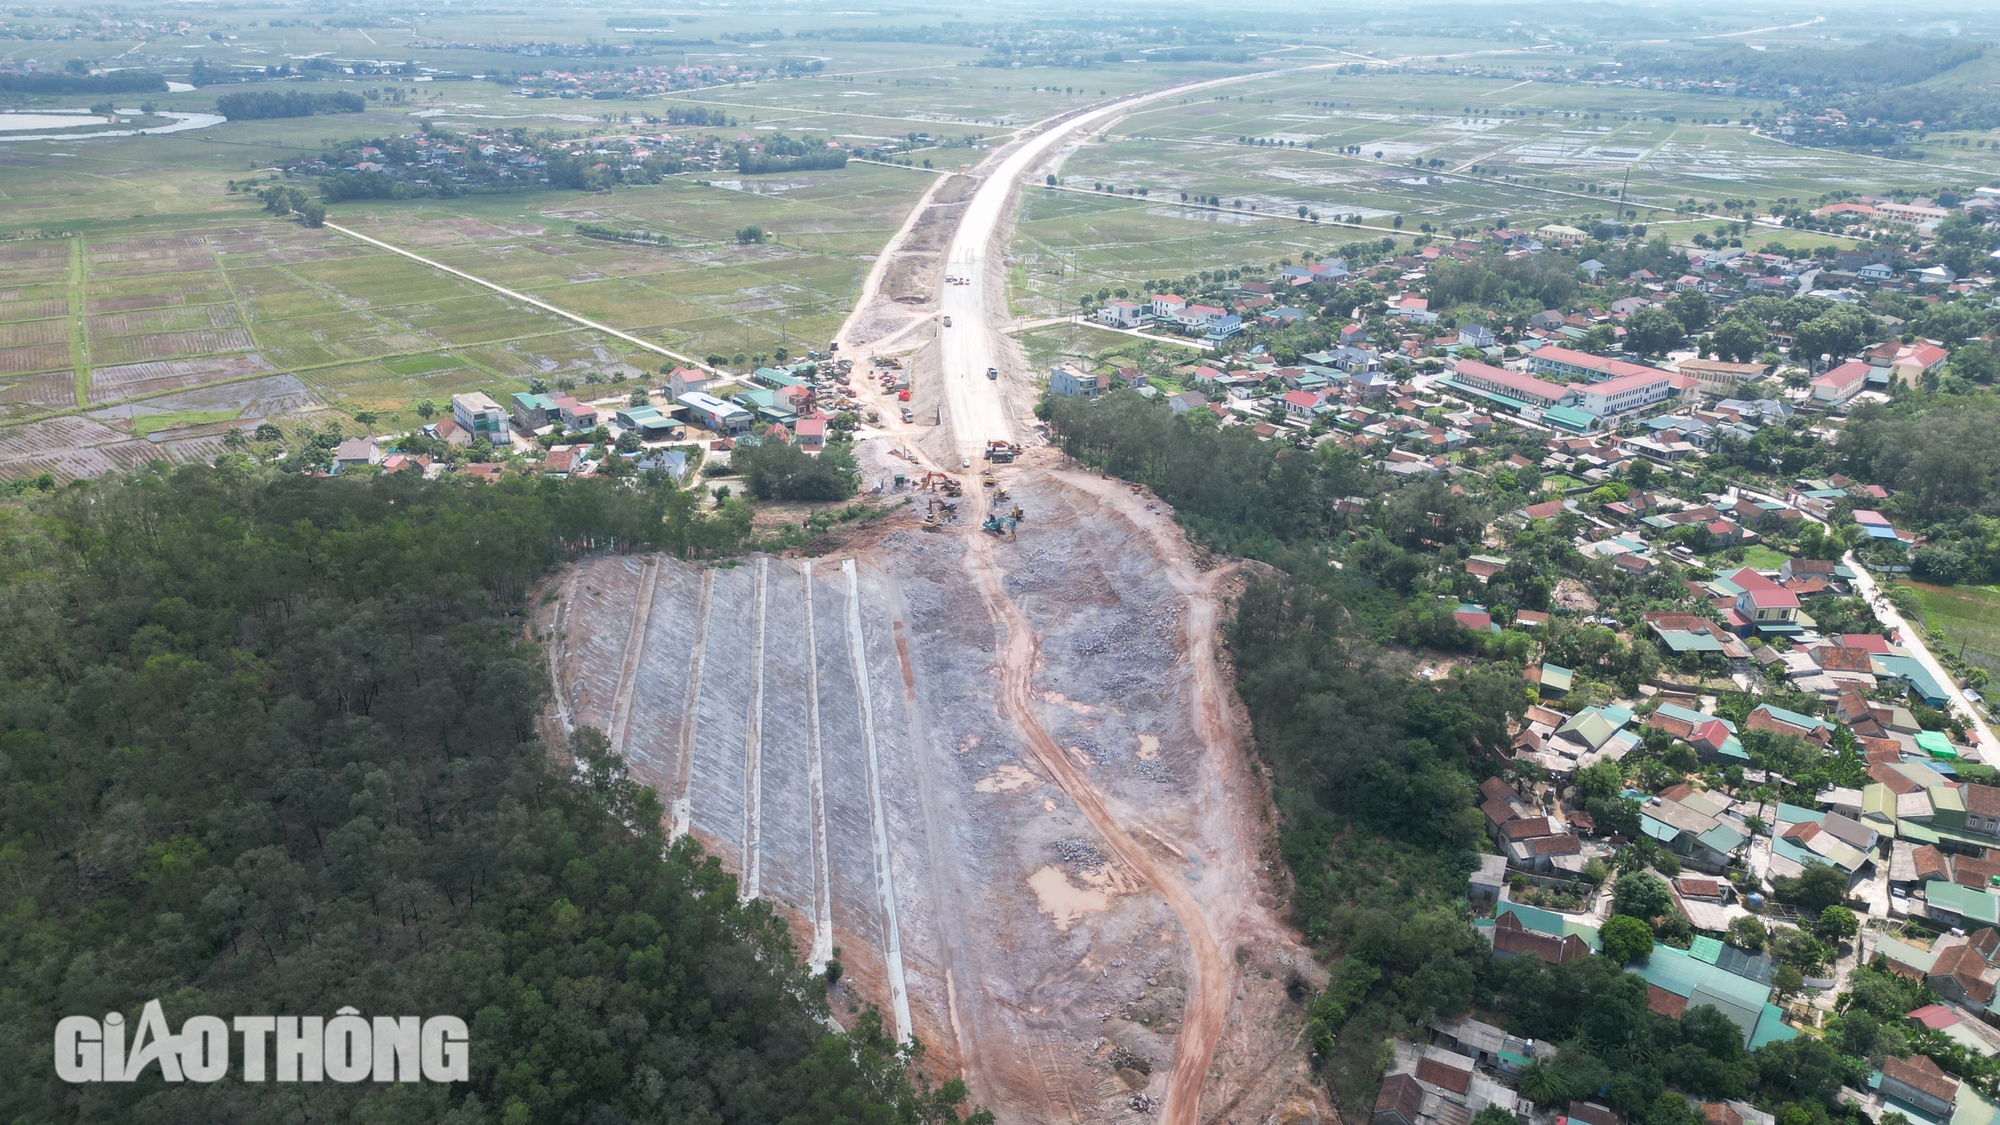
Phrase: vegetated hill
[{"left": 0, "top": 465, "right": 983, "bottom": 1124}]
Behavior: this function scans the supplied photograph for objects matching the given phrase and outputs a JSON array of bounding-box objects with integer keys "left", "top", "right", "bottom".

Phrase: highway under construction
[{"left": 545, "top": 69, "right": 1331, "bottom": 1125}]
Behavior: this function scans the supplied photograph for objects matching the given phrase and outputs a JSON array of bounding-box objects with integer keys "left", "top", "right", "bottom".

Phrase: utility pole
[{"left": 1619, "top": 165, "right": 1632, "bottom": 222}]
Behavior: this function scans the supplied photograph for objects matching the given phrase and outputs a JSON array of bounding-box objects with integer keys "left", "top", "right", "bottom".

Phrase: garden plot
[
  {"left": 110, "top": 373, "right": 316, "bottom": 420},
  {"left": 92, "top": 328, "right": 256, "bottom": 367},
  {"left": 0, "top": 412, "right": 221, "bottom": 480},
  {"left": 0, "top": 373, "right": 76, "bottom": 414},
  {"left": 0, "top": 298, "right": 69, "bottom": 321},
  {"left": 0, "top": 344, "right": 72, "bottom": 377},
  {"left": 87, "top": 303, "right": 243, "bottom": 337},
  {"left": 0, "top": 319, "right": 67, "bottom": 349},
  {"left": 88, "top": 353, "right": 277, "bottom": 403},
  {"left": 88, "top": 293, "right": 183, "bottom": 313}
]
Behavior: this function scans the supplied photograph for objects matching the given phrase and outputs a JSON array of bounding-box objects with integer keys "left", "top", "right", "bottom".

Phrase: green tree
[
  {"left": 1771, "top": 863, "right": 1849, "bottom": 913},
  {"left": 1726, "top": 915, "right": 1767, "bottom": 952},
  {"left": 0, "top": 466, "right": 979, "bottom": 1124},
  {"left": 1814, "top": 904, "right": 1859, "bottom": 943},
  {"left": 1666, "top": 288, "right": 1712, "bottom": 334},
  {"left": 1612, "top": 871, "right": 1676, "bottom": 925},
  {"left": 1626, "top": 307, "right": 1686, "bottom": 355},
  {"left": 1601, "top": 914, "right": 1657, "bottom": 964},
  {"left": 1710, "top": 316, "right": 1769, "bottom": 363},
  {"left": 736, "top": 439, "right": 858, "bottom": 501}
]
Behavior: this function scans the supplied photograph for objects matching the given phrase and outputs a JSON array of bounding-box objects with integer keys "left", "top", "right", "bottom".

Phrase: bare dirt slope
[{"left": 544, "top": 454, "right": 1327, "bottom": 1125}]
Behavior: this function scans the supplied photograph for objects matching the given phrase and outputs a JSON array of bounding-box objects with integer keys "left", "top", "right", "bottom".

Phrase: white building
[{"left": 451, "top": 392, "right": 511, "bottom": 445}]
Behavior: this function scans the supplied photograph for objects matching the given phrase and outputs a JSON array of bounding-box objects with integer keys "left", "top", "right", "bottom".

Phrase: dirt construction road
[{"left": 963, "top": 482, "right": 1226, "bottom": 1125}]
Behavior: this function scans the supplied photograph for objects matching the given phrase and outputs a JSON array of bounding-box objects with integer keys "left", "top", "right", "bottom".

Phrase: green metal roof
[
  {"left": 1630, "top": 943, "right": 1793, "bottom": 1047},
  {"left": 1544, "top": 405, "right": 1595, "bottom": 432},
  {"left": 1700, "top": 824, "right": 1749, "bottom": 855},
  {"left": 1689, "top": 936, "right": 1725, "bottom": 964},
  {"left": 1558, "top": 710, "right": 1617, "bottom": 750},
  {"left": 1874, "top": 934, "right": 1940, "bottom": 974},
  {"left": 1864, "top": 783, "right": 1898, "bottom": 823},
  {"left": 1657, "top": 629, "right": 1725, "bottom": 653},
  {"left": 1495, "top": 900, "right": 1601, "bottom": 950},
  {"left": 1776, "top": 803, "right": 1823, "bottom": 826},
  {"left": 1755, "top": 704, "right": 1832, "bottom": 732},
  {"left": 1874, "top": 655, "right": 1953, "bottom": 705},
  {"left": 1750, "top": 1004, "right": 1797, "bottom": 1050},
  {"left": 1538, "top": 663, "right": 1574, "bottom": 692},
  {"left": 1927, "top": 880, "right": 2000, "bottom": 925}
]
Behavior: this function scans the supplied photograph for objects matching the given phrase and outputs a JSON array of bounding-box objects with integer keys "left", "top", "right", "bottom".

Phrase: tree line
[{"left": 217, "top": 90, "right": 366, "bottom": 120}]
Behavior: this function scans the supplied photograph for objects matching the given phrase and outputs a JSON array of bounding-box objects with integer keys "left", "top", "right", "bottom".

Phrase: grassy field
[
  {"left": 1902, "top": 581, "right": 2000, "bottom": 677},
  {"left": 1732, "top": 545, "right": 1793, "bottom": 571}
]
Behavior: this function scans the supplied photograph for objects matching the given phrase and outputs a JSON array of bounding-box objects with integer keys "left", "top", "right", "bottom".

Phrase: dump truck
[{"left": 983, "top": 440, "right": 1017, "bottom": 463}]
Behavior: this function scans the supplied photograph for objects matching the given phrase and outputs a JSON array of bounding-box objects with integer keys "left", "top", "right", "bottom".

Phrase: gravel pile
[{"left": 1055, "top": 837, "right": 1106, "bottom": 871}]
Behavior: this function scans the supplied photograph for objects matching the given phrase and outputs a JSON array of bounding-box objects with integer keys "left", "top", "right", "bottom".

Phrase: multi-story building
[{"left": 451, "top": 392, "right": 511, "bottom": 445}]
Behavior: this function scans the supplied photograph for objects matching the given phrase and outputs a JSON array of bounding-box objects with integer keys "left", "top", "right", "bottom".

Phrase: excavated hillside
[{"left": 542, "top": 451, "right": 1330, "bottom": 1124}]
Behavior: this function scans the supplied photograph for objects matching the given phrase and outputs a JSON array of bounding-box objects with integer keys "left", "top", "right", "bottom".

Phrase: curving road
[{"left": 932, "top": 65, "right": 1332, "bottom": 466}]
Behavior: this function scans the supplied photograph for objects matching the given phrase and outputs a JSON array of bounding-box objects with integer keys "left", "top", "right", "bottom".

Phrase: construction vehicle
[
  {"left": 900, "top": 406, "right": 915, "bottom": 423},
  {"left": 921, "top": 512, "right": 943, "bottom": 531},
  {"left": 980, "top": 470, "right": 997, "bottom": 488},
  {"left": 941, "top": 477, "right": 963, "bottom": 497},
  {"left": 942, "top": 315, "right": 953, "bottom": 328},
  {"left": 983, "top": 439, "right": 1017, "bottom": 463},
  {"left": 927, "top": 497, "right": 958, "bottom": 520},
  {"left": 981, "top": 513, "right": 1017, "bottom": 540},
  {"left": 986, "top": 366, "right": 998, "bottom": 381},
  {"left": 897, "top": 389, "right": 911, "bottom": 402},
  {"left": 1010, "top": 504, "right": 1026, "bottom": 523}
]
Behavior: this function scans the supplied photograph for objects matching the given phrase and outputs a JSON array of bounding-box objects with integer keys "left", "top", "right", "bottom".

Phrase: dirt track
[{"left": 963, "top": 476, "right": 1230, "bottom": 1125}]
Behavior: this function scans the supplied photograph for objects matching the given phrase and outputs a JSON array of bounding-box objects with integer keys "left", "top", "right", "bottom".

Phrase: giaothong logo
[{"left": 56, "top": 1000, "right": 470, "bottom": 1083}]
